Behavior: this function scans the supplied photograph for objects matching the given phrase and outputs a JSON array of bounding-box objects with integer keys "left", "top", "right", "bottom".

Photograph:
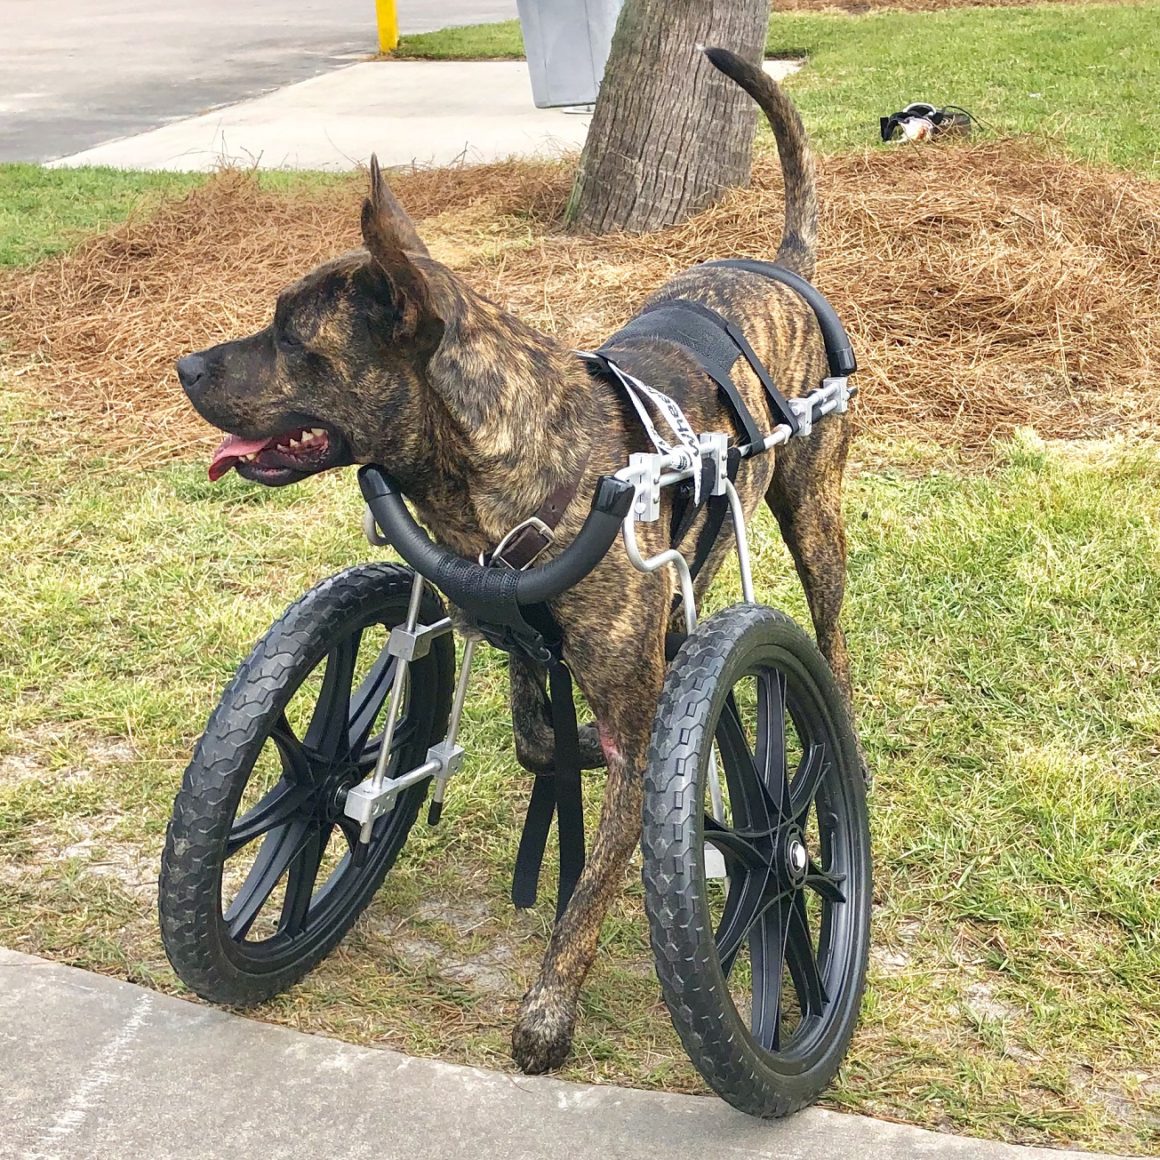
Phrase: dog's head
[{"left": 177, "top": 157, "right": 444, "bottom": 486}]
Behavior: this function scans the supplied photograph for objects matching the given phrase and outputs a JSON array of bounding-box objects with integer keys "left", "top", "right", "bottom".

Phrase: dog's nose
[{"left": 176, "top": 353, "right": 206, "bottom": 394}]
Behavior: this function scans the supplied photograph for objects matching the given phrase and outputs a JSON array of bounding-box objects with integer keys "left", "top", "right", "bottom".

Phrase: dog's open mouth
[{"left": 208, "top": 425, "right": 344, "bottom": 486}]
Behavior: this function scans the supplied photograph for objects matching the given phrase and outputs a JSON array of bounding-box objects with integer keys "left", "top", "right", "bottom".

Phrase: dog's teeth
[
  {"left": 312, "top": 428, "right": 326, "bottom": 438},
  {"left": 288, "top": 438, "right": 300, "bottom": 448}
]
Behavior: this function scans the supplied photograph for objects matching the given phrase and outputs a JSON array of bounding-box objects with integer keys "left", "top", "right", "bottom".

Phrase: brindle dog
[{"left": 177, "top": 48, "right": 859, "bottom": 1075}]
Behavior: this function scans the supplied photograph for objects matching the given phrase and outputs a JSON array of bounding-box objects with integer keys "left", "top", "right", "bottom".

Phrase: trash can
[{"left": 516, "top": 0, "right": 625, "bottom": 109}]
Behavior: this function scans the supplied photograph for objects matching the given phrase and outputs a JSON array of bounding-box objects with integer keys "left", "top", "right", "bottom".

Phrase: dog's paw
[{"left": 511, "top": 986, "right": 575, "bottom": 1074}]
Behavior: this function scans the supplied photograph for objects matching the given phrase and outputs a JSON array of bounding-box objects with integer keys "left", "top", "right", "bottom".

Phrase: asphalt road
[{"left": 0, "top": 0, "right": 518, "bottom": 162}]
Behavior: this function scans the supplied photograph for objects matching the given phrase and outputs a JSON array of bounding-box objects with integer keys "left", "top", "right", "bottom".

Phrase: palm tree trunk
[{"left": 565, "top": 0, "right": 771, "bottom": 235}]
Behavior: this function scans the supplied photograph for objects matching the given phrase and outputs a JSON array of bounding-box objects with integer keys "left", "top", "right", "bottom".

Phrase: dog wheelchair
[{"left": 160, "top": 266, "right": 871, "bottom": 1119}]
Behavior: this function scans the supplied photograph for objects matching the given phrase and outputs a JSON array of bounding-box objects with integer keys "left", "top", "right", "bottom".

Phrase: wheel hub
[
  {"left": 782, "top": 826, "right": 809, "bottom": 887},
  {"left": 319, "top": 763, "right": 363, "bottom": 822}
]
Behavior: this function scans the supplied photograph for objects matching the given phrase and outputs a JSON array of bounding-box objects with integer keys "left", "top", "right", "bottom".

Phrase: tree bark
[{"left": 565, "top": 0, "right": 771, "bottom": 235}]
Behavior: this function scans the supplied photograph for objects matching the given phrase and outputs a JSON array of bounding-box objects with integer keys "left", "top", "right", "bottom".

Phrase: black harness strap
[
  {"left": 636, "top": 297, "right": 801, "bottom": 438},
  {"left": 687, "top": 447, "right": 742, "bottom": 583},
  {"left": 668, "top": 460, "right": 713, "bottom": 553},
  {"left": 596, "top": 304, "right": 767, "bottom": 451},
  {"left": 511, "top": 658, "right": 586, "bottom": 919}
]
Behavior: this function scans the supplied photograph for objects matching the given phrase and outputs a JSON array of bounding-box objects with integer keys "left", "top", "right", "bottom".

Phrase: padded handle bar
[{"left": 358, "top": 465, "right": 635, "bottom": 611}]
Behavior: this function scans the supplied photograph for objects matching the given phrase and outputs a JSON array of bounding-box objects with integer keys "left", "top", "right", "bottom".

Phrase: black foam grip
[{"left": 358, "top": 466, "right": 633, "bottom": 611}]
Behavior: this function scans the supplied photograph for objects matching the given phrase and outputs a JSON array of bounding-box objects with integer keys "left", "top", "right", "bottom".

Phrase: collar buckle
[{"left": 482, "top": 516, "right": 554, "bottom": 571}]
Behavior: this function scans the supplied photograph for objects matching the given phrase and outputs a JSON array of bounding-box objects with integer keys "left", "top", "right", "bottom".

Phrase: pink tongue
[{"left": 208, "top": 433, "right": 275, "bottom": 482}]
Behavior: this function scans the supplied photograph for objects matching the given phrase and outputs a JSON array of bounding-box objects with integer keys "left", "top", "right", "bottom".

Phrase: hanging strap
[
  {"left": 511, "top": 659, "right": 586, "bottom": 919},
  {"left": 686, "top": 447, "right": 742, "bottom": 582}
]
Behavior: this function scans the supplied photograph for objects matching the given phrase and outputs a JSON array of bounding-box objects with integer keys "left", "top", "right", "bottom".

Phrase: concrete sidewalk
[
  {"left": 0, "top": 949, "right": 1146, "bottom": 1160},
  {"left": 48, "top": 60, "right": 800, "bottom": 172}
]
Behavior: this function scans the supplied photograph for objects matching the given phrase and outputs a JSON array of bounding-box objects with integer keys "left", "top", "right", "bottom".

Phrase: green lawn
[
  {"left": 396, "top": 4, "right": 1160, "bottom": 173},
  {"left": 0, "top": 165, "right": 203, "bottom": 268},
  {"left": 0, "top": 166, "right": 357, "bottom": 270},
  {"left": 1, "top": 375, "right": 1157, "bottom": 1153}
]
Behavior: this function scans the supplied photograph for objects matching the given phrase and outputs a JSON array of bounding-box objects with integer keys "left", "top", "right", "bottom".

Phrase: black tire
[
  {"left": 643, "top": 603, "right": 871, "bottom": 1118},
  {"left": 159, "top": 563, "right": 454, "bottom": 1007}
]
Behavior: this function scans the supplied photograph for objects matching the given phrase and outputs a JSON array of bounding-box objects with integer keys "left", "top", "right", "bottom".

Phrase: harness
[{"left": 473, "top": 260, "right": 856, "bottom": 917}]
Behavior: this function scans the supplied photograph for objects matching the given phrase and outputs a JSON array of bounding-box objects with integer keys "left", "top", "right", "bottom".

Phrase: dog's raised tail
[{"left": 704, "top": 46, "right": 817, "bottom": 280}]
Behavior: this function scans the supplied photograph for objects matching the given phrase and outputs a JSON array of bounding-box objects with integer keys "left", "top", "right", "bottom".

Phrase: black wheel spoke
[
  {"left": 716, "top": 872, "right": 789, "bottom": 976},
  {"left": 756, "top": 668, "right": 790, "bottom": 819},
  {"left": 278, "top": 823, "right": 330, "bottom": 936},
  {"left": 785, "top": 890, "right": 828, "bottom": 1015},
  {"left": 805, "top": 859, "right": 847, "bottom": 904},
  {"left": 716, "top": 696, "right": 773, "bottom": 833},
  {"left": 270, "top": 714, "right": 315, "bottom": 785},
  {"left": 223, "top": 818, "right": 315, "bottom": 940},
  {"left": 749, "top": 896, "right": 790, "bottom": 1051},
  {"left": 348, "top": 646, "right": 396, "bottom": 756},
  {"left": 790, "top": 742, "right": 829, "bottom": 824},
  {"left": 334, "top": 815, "right": 369, "bottom": 871},
  {"left": 704, "top": 815, "right": 771, "bottom": 873},
  {"left": 304, "top": 632, "right": 360, "bottom": 761},
  {"left": 226, "top": 779, "right": 313, "bottom": 856}
]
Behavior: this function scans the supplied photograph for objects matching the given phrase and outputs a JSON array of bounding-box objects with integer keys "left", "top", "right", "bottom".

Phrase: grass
[
  {"left": 394, "top": 4, "right": 1160, "bottom": 173},
  {"left": 0, "top": 166, "right": 357, "bottom": 270},
  {"left": 1, "top": 376, "right": 1158, "bottom": 1153},
  {"left": 0, "top": 165, "right": 204, "bottom": 268}
]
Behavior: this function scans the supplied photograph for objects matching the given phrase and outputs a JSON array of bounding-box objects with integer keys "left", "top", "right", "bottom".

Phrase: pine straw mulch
[{"left": 1, "top": 139, "right": 1157, "bottom": 468}]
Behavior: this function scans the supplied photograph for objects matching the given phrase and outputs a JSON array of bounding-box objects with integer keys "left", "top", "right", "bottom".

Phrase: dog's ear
[
  {"left": 364, "top": 154, "right": 429, "bottom": 256},
  {"left": 361, "top": 154, "right": 440, "bottom": 339}
]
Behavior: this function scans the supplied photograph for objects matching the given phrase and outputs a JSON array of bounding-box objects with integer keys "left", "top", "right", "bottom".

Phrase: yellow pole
[{"left": 376, "top": 0, "right": 399, "bottom": 52}]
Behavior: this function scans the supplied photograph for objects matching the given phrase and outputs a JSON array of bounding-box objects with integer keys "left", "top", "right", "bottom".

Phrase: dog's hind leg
[
  {"left": 764, "top": 417, "right": 868, "bottom": 778},
  {"left": 509, "top": 655, "right": 606, "bottom": 775},
  {"left": 510, "top": 583, "right": 669, "bottom": 1073}
]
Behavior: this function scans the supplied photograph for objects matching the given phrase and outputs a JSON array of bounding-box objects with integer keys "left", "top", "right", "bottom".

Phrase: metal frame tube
[
  {"left": 370, "top": 571, "right": 425, "bottom": 793},
  {"left": 444, "top": 637, "right": 476, "bottom": 749},
  {"left": 621, "top": 518, "right": 697, "bottom": 635},
  {"left": 723, "top": 480, "right": 755, "bottom": 604}
]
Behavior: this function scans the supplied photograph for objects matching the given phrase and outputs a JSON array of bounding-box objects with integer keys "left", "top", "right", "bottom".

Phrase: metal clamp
[
  {"left": 700, "top": 431, "right": 729, "bottom": 496},
  {"left": 825, "top": 376, "right": 852, "bottom": 414},
  {"left": 788, "top": 395, "right": 814, "bottom": 439},
  {"left": 387, "top": 617, "right": 453, "bottom": 661},
  {"left": 426, "top": 739, "right": 466, "bottom": 780},
  {"left": 626, "top": 452, "right": 665, "bottom": 522}
]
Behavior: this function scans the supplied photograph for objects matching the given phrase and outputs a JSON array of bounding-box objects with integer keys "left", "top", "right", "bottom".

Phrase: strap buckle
[{"left": 481, "top": 515, "right": 554, "bottom": 571}]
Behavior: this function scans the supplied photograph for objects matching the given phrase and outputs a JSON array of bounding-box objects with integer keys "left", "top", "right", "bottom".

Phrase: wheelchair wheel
[
  {"left": 159, "top": 563, "right": 454, "bottom": 1007},
  {"left": 643, "top": 603, "right": 871, "bottom": 1118}
]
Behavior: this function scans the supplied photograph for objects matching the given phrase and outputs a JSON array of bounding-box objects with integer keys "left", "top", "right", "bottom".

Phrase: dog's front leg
[{"left": 511, "top": 591, "right": 668, "bottom": 1074}]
